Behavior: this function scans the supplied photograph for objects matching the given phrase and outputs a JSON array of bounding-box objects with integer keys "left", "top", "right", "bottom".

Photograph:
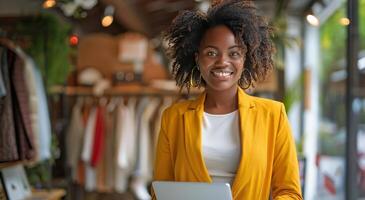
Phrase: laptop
[{"left": 152, "top": 181, "right": 233, "bottom": 200}]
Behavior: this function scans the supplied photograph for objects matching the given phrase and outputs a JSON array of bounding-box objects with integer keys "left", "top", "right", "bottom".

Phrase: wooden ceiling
[
  {"left": 92, "top": 0, "right": 277, "bottom": 38},
  {"left": 0, "top": 0, "right": 313, "bottom": 38}
]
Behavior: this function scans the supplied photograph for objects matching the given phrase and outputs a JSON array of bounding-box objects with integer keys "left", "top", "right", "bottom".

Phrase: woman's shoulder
[
  {"left": 163, "top": 99, "right": 196, "bottom": 116},
  {"left": 249, "top": 95, "right": 285, "bottom": 114}
]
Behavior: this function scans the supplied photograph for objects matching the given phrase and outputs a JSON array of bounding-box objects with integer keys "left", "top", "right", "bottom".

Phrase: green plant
[
  {"left": 12, "top": 13, "right": 70, "bottom": 188},
  {"left": 14, "top": 12, "right": 73, "bottom": 88}
]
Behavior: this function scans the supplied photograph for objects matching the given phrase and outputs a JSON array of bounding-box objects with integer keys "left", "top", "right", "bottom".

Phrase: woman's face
[{"left": 196, "top": 25, "right": 245, "bottom": 92}]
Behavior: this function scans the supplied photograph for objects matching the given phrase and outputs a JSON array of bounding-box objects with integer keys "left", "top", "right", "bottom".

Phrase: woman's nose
[{"left": 215, "top": 54, "right": 230, "bottom": 66}]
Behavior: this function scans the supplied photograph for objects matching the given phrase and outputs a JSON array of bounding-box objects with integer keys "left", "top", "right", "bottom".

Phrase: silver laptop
[{"left": 152, "top": 181, "right": 233, "bottom": 200}]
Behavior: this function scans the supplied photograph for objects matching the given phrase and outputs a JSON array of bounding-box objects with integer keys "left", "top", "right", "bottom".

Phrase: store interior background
[{"left": 0, "top": 0, "right": 364, "bottom": 199}]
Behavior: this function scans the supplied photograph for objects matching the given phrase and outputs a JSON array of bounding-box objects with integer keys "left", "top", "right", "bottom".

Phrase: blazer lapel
[
  {"left": 231, "top": 88, "right": 256, "bottom": 198},
  {"left": 183, "top": 93, "right": 212, "bottom": 182}
]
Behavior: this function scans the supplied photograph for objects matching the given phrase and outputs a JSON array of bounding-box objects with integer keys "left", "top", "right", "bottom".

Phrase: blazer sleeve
[
  {"left": 151, "top": 110, "right": 175, "bottom": 199},
  {"left": 272, "top": 103, "right": 303, "bottom": 200}
]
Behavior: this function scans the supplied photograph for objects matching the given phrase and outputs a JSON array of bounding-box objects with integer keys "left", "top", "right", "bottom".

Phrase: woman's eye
[
  {"left": 207, "top": 51, "right": 217, "bottom": 56},
  {"left": 230, "top": 51, "right": 242, "bottom": 57}
]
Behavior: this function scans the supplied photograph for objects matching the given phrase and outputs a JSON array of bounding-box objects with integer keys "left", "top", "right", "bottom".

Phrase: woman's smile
[{"left": 210, "top": 68, "right": 234, "bottom": 80}]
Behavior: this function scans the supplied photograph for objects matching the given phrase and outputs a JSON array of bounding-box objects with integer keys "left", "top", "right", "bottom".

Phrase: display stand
[{"left": 0, "top": 164, "right": 66, "bottom": 200}]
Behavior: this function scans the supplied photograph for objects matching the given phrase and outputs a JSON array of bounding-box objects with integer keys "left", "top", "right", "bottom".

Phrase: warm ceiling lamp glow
[
  {"left": 102, "top": 16, "right": 113, "bottom": 27},
  {"left": 339, "top": 17, "right": 350, "bottom": 26},
  {"left": 306, "top": 14, "right": 320, "bottom": 26},
  {"left": 43, "top": 0, "right": 56, "bottom": 9}
]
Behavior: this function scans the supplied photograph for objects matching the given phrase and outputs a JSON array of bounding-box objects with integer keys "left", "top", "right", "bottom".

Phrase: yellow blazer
[{"left": 153, "top": 88, "right": 302, "bottom": 200}]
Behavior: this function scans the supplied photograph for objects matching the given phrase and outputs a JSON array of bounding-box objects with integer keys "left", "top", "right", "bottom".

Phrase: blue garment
[{"left": 32, "top": 61, "right": 52, "bottom": 161}]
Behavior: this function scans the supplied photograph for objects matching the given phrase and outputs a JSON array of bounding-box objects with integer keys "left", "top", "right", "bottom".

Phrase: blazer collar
[{"left": 187, "top": 87, "right": 255, "bottom": 111}]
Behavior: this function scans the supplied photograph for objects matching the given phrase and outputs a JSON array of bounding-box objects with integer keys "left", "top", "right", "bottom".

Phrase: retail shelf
[{"left": 25, "top": 188, "right": 66, "bottom": 200}]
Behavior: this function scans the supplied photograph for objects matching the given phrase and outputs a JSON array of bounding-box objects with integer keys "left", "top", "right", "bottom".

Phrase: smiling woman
[
  {"left": 196, "top": 25, "right": 245, "bottom": 94},
  {"left": 152, "top": 0, "right": 303, "bottom": 200}
]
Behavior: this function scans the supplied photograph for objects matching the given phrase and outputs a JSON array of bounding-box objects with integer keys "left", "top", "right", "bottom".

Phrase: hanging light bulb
[
  {"left": 43, "top": 0, "right": 56, "bottom": 9},
  {"left": 306, "top": 14, "right": 320, "bottom": 26},
  {"left": 101, "top": 5, "right": 115, "bottom": 27},
  {"left": 102, "top": 16, "right": 113, "bottom": 27}
]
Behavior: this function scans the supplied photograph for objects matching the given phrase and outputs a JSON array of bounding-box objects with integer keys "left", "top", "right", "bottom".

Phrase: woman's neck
[{"left": 204, "top": 86, "right": 238, "bottom": 114}]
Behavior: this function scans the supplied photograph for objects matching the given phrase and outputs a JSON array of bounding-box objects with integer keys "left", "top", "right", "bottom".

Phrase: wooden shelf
[
  {"left": 0, "top": 161, "right": 28, "bottom": 169},
  {"left": 25, "top": 189, "right": 66, "bottom": 200}
]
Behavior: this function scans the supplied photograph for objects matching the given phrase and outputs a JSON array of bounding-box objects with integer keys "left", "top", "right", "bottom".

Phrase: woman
[{"left": 153, "top": 0, "right": 302, "bottom": 199}]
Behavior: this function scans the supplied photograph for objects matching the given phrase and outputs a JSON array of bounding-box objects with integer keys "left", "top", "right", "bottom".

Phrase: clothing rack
[
  {"left": 53, "top": 85, "right": 178, "bottom": 200},
  {"left": 49, "top": 85, "right": 203, "bottom": 97}
]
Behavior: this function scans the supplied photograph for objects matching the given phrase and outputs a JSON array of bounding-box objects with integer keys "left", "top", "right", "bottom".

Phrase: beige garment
[
  {"left": 152, "top": 97, "right": 173, "bottom": 156},
  {"left": 66, "top": 101, "right": 84, "bottom": 181},
  {"left": 96, "top": 101, "right": 117, "bottom": 192}
]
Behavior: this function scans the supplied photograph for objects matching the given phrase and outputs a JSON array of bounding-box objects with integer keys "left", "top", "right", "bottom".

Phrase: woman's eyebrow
[
  {"left": 228, "top": 45, "right": 243, "bottom": 49},
  {"left": 203, "top": 45, "right": 218, "bottom": 49},
  {"left": 203, "top": 45, "right": 243, "bottom": 49}
]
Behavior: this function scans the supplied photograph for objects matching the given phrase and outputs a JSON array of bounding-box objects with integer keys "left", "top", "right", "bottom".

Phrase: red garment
[
  {"left": 90, "top": 106, "right": 105, "bottom": 167},
  {"left": 324, "top": 174, "right": 336, "bottom": 195}
]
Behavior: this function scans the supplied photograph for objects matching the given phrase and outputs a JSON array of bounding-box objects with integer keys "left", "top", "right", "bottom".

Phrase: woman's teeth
[{"left": 212, "top": 71, "right": 233, "bottom": 77}]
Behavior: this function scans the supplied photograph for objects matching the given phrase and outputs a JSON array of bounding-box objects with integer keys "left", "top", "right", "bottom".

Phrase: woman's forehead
[{"left": 200, "top": 25, "right": 242, "bottom": 49}]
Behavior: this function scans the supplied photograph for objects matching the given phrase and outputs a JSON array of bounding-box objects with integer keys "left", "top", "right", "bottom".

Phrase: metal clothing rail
[{"left": 48, "top": 85, "right": 203, "bottom": 97}]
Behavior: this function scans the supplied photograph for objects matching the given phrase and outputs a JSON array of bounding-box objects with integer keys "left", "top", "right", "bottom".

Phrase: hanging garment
[
  {"left": 99, "top": 99, "right": 118, "bottom": 192},
  {"left": 91, "top": 106, "right": 106, "bottom": 167},
  {"left": 20, "top": 48, "right": 52, "bottom": 161},
  {"left": 21, "top": 49, "right": 41, "bottom": 162},
  {"left": 66, "top": 100, "right": 84, "bottom": 181},
  {"left": 81, "top": 107, "right": 98, "bottom": 191},
  {"left": 85, "top": 164, "right": 97, "bottom": 192},
  {"left": 0, "top": 44, "right": 37, "bottom": 162},
  {"left": 76, "top": 161, "right": 86, "bottom": 186},
  {"left": 131, "top": 97, "right": 160, "bottom": 200},
  {"left": 10, "top": 50, "right": 35, "bottom": 160},
  {"left": 32, "top": 65, "right": 52, "bottom": 161},
  {"left": 114, "top": 99, "right": 136, "bottom": 193},
  {"left": 0, "top": 46, "right": 18, "bottom": 162},
  {"left": 132, "top": 97, "right": 149, "bottom": 173},
  {"left": 136, "top": 97, "right": 160, "bottom": 180},
  {"left": 152, "top": 97, "right": 173, "bottom": 155},
  {"left": 117, "top": 98, "right": 137, "bottom": 170},
  {"left": 81, "top": 107, "right": 97, "bottom": 162},
  {"left": 0, "top": 47, "right": 6, "bottom": 97}
]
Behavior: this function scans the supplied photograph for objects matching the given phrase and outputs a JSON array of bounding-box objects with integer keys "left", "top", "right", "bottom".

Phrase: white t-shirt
[{"left": 202, "top": 110, "right": 241, "bottom": 185}]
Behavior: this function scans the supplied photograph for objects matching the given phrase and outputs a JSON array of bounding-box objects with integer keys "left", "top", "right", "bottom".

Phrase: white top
[{"left": 202, "top": 110, "right": 241, "bottom": 185}]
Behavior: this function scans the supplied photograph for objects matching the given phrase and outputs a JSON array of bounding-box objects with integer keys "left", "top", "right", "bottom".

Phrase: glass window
[
  {"left": 317, "top": 2, "right": 347, "bottom": 199},
  {"left": 357, "top": 0, "right": 365, "bottom": 198}
]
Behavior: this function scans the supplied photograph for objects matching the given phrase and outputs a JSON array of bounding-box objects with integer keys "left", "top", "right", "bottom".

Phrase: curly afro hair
[{"left": 164, "top": 0, "right": 275, "bottom": 90}]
